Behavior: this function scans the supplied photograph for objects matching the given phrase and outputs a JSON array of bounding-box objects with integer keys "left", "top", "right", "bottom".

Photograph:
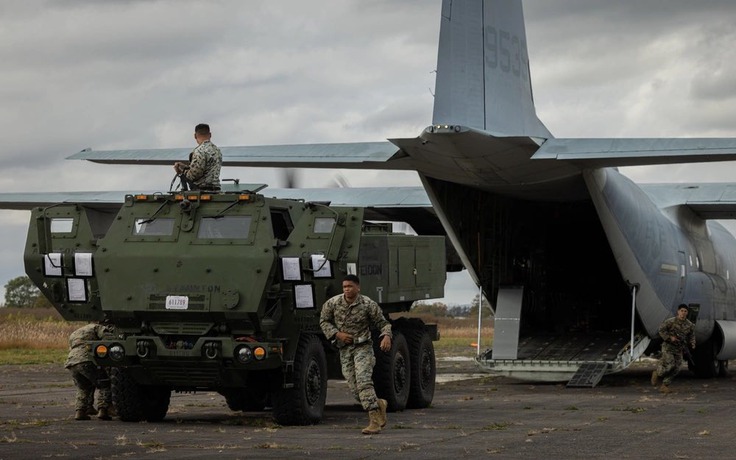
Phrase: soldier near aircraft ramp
[{"left": 651, "top": 304, "right": 696, "bottom": 393}]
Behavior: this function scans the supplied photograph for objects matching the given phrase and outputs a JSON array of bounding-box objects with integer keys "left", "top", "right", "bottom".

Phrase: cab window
[
  {"left": 197, "top": 216, "right": 252, "bottom": 239},
  {"left": 314, "top": 217, "right": 335, "bottom": 234},
  {"left": 50, "top": 218, "right": 74, "bottom": 233},
  {"left": 133, "top": 218, "right": 175, "bottom": 236}
]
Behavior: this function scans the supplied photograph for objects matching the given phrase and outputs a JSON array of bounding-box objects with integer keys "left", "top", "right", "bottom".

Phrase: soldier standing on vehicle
[
  {"left": 651, "top": 304, "right": 696, "bottom": 393},
  {"left": 320, "top": 274, "right": 392, "bottom": 434},
  {"left": 173, "top": 123, "right": 222, "bottom": 191},
  {"left": 65, "top": 322, "right": 113, "bottom": 420}
]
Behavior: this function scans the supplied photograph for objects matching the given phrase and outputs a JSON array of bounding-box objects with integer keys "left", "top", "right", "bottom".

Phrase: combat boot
[
  {"left": 75, "top": 410, "right": 90, "bottom": 421},
  {"left": 650, "top": 370, "right": 660, "bottom": 387},
  {"left": 377, "top": 399, "right": 388, "bottom": 428},
  {"left": 361, "top": 410, "right": 382, "bottom": 435},
  {"left": 97, "top": 407, "right": 112, "bottom": 420},
  {"left": 659, "top": 383, "right": 671, "bottom": 394}
]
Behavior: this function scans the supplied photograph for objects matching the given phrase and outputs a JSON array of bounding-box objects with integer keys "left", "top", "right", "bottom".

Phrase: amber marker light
[
  {"left": 253, "top": 346, "right": 267, "bottom": 360},
  {"left": 134, "top": 195, "right": 148, "bottom": 201},
  {"left": 186, "top": 195, "right": 199, "bottom": 201},
  {"left": 238, "top": 194, "right": 250, "bottom": 201},
  {"left": 200, "top": 195, "right": 211, "bottom": 201},
  {"left": 174, "top": 194, "right": 185, "bottom": 201},
  {"left": 95, "top": 344, "right": 109, "bottom": 358}
]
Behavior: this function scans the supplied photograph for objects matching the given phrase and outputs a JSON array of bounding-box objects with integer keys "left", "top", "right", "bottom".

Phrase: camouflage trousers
[
  {"left": 339, "top": 343, "right": 379, "bottom": 411},
  {"left": 657, "top": 344, "right": 684, "bottom": 385},
  {"left": 68, "top": 362, "right": 111, "bottom": 411}
]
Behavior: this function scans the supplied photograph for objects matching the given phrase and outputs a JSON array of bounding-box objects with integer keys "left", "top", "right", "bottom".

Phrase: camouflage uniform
[
  {"left": 65, "top": 324, "right": 111, "bottom": 414},
  {"left": 320, "top": 293, "right": 392, "bottom": 411},
  {"left": 185, "top": 140, "right": 222, "bottom": 190},
  {"left": 656, "top": 315, "right": 695, "bottom": 385}
]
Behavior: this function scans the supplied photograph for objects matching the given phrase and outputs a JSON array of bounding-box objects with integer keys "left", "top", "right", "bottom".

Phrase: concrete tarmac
[{"left": 0, "top": 358, "right": 733, "bottom": 459}]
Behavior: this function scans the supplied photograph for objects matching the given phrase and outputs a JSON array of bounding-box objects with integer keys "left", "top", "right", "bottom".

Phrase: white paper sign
[
  {"left": 67, "top": 278, "right": 87, "bottom": 302},
  {"left": 44, "top": 253, "right": 63, "bottom": 277},
  {"left": 294, "top": 284, "right": 315, "bottom": 309},
  {"left": 281, "top": 257, "right": 302, "bottom": 281},
  {"left": 347, "top": 263, "right": 357, "bottom": 275},
  {"left": 311, "top": 254, "right": 332, "bottom": 278},
  {"left": 74, "top": 253, "right": 93, "bottom": 277}
]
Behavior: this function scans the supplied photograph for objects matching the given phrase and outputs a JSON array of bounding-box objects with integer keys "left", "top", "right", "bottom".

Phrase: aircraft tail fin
[{"left": 432, "top": 0, "right": 551, "bottom": 139}]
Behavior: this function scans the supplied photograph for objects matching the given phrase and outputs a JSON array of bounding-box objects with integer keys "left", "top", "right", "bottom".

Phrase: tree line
[{"left": 410, "top": 294, "right": 493, "bottom": 319}]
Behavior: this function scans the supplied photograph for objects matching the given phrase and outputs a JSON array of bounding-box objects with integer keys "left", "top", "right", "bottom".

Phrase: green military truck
[{"left": 24, "top": 187, "right": 445, "bottom": 425}]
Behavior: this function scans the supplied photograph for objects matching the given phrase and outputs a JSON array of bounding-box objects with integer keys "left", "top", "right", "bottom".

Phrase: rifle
[
  {"left": 673, "top": 331, "right": 695, "bottom": 367},
  {"left": 169, "top": 171, "right": 193, "bottom": 192}
]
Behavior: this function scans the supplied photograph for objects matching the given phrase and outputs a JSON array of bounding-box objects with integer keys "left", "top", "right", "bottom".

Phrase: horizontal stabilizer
[
  {"left": 641, "top": 182, "right": 736, "bottom": 219},
  {"left": 67, "top": 142, "right": 413, "bottom": 169},
  {"left": 534, "top": 138, "right": 736, "bottom": 167}
]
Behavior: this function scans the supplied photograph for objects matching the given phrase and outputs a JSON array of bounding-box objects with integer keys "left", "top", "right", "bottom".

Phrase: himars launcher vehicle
[{"left": 24, "top": 186, "right": 445, "bottom": 424}]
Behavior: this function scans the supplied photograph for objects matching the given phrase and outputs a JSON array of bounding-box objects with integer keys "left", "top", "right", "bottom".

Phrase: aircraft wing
[
  {"left": 534, "top": 138, "right": 736, "bottom": 167},
  {"left": 0, "top": 191, "right": 134, "bottom": 211},
  {"left": 67, "top": 136, "right": 736, "bottom": 174},
  {"left": 641, "top": 182, "right": 736, "bottom": 219},
  {"left": 67, "top": 142, "right": 415, "bottom": 169},
  {"left": 0, "top": 186, "right": 436, "bottom": 225}
]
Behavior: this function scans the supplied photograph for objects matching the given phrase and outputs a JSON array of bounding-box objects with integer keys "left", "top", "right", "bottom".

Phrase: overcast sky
[{"left": 3, "top": 0, "right": 736, "bottom": 305}]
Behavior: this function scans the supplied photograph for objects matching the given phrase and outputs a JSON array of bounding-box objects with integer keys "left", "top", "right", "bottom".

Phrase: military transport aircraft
[{"left": 5, "top": 0, "right": 736, "bottom": 386}]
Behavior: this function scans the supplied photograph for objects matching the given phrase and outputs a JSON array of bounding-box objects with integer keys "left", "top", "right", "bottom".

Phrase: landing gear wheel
[
  {"left": 692, "top": 338, "right": 719, "bottom": 378},
  {"left": 718, "top": 360, "right": 729, "bottom": 378},
  {"left": 272, "top": 334, "right": 327, "bottom": 425},
  {"left": 373, "top": 331, "right": 410, "bottom": 412}
]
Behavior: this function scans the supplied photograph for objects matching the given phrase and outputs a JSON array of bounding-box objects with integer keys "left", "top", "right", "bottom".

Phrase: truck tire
[
  {"left": 111, "top": 368, "right": 171, "bottom": 422},
  {"left": 406, "top": 329, "right": 436, "bottom": 409},
  {"left": 272, "top": 334, "right": 327, "bottom": 425},
  {"left": 373, "top": 331, "right": 410, "bottom": 411}
]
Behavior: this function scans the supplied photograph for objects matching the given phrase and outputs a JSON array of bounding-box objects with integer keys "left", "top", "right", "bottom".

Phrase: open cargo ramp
[{"left": 475, "top": 287, "right": 651, "bottom": 386}]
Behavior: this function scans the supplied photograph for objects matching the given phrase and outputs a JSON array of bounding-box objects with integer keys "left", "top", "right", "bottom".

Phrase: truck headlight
[
  {"left": 235, "top": 345, "right": 253, "bottom": 363},
  {"left": 109, "top": 344, "right": 125, "bottom": 362}
]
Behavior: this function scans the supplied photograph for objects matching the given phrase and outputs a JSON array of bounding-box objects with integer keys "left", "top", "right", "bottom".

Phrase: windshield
[{"left": 197, "top": 216, "right": 252, "bottom": 239}]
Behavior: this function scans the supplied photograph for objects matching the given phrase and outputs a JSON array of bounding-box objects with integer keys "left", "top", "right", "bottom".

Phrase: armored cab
[{"left": 24, "top": 188, "right": 445, "bottom": 425}]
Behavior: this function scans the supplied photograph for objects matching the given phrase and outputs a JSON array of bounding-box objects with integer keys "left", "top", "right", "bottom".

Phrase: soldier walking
[
  {"left": 651, "top": 304, "right": 696, "bottom": 393},
  {"left": 320, "top": 274, "right": 392, "bottom": 434}
]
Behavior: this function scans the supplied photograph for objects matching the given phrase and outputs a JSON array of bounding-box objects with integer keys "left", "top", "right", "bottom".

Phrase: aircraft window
[
  {"left": 50, "top": 218, "right": 74, "bottom": 233},
  {"left": 314, "top": 217, "right": 335, "bottom": 234},
  {"left": 133, "top": 218, "right": 175, "bottom": 236},
  {"left": 198, "top": 216, "right": 252, "bottom": 239}
]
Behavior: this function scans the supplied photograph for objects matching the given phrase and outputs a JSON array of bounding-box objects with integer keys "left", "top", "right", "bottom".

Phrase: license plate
[{"left": 165, "top": 295, "right": 189, "bottom": 310}]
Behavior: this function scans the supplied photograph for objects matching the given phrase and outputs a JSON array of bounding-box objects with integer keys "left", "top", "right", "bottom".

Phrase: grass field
[{"left": 0, "top": 307, "right": 494, "bottom": 365}]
